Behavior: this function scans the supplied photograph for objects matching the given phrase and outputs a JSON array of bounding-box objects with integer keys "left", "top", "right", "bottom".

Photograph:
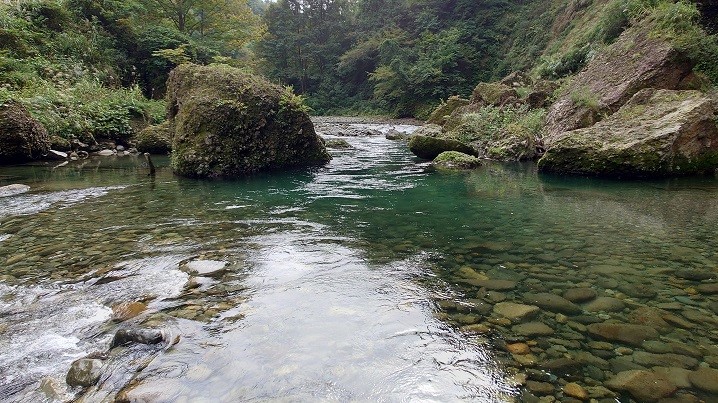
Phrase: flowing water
[{"left": 1, "top": 123, "right": 718, "bottom": 402}]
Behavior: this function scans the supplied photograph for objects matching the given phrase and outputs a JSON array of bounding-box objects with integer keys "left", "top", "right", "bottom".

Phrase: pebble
[
  {"left": 493, "top": 302, "right": 540, "bottom": 323},
  {"left": 687, "top": 366, "right": 718, "bottom": 393},
  {"left": 563, "top": 383, "right": 588, "bottom": 400},
  {"left": 507, "top": 342, "right": 531, "bottom": 355},
  {"left": 563, "top": 288, "right": 597, "bottom": 303},
  {"left": 523, "top": 293, "right": 582, "bottom": 315},
  {"left": 526, "top": 380, "right": 554, "bottom": 395},
  {"left": 586, "top": 323, "right": 659, "bottom": 346},
  {"left": 584, "top": 297, "right": 625, "bottom": 313},
  {"left": 513, "top": 322, "right": 554, "bottom": 336}
]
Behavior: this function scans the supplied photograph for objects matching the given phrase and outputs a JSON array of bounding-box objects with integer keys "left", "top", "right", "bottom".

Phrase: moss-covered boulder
[
  {"left": 546, "top": 26, "right": 693, "bottom": 137},
  {"left": 0, "top": 100, "right": 50, "bottom": 164},
  {"left": 432, "top": 151, "right": 481, "bottom": 170},
  {"left": 323, "top": 138, "right": 352, "bottom": 149},
  {"left": 427, "top": 96, "right": 470, "bottom": 125},
  {"left": 136, "top": 121, "right": 172, "bottom": 154},
  {"left": 538, "top": 89, "right": 718, "bottom": 178},
  {"left": 167, "top": 64, "right": 330, "bottom": 178},
  {"left": 408, "top": 135, "right": 476, "bottom": 160},
  {"left": 471, "top": 82, "right": 519, "bottom": 106}
]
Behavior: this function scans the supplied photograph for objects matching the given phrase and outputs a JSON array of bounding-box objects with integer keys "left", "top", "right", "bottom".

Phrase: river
[{"left": 1, "top": 121, "right": 717, "bottom": 402}]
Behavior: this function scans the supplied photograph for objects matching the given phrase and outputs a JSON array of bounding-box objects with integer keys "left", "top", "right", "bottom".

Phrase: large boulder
[
  {"left": 426, "top": 96, "right": 470, "bottom": 126},
  {"left": 471, "top": 82, "right": 519, "bottom": 106},
  {"left": 545, "top": 27, "right": 694, "bottom": 137},
  {"left": 432, "top": 151, "right": 481, "bottom": 170},
  {"left": 408, "top": 135, "right": 476, "bottom": 160},
  {"left": 166, "top": 64, "right": 330, "bottom": 178},
  {"left": 0, "top": 100, "right": 50, "bottom": 164},
  {"left": 538, "top": 89, "right": 718, "bottom": 177}
]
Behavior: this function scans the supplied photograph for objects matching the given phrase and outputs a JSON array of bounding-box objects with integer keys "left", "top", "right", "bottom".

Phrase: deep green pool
[{"left": 1, "top": 130, "right": 717, "bottom": 402}]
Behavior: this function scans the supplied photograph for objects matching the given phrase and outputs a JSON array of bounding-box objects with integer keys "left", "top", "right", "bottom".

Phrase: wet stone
[
  {"left": 523, "top": 293, "right": 582, "bottom": 315},
  {"left": 493, "top": 302, "right": 540, "bottom": 323},
  {"left": 675, "top": 269, "right": 715, "bottom": 281},
  {"left": 526, "top": 380, "right": 554, "bottom": 395},
  {"left": 563, "top": 382, "right": 589, "bottom": 400},
  {"left": 66, "top": 358, "right": 103, "bottom": 387},
  {"left": 687, "top": 366, "right": 718, "bottom": 394},
  {"left": 470, "top": 279, "right": 518, "bottom": 290},
  {"left": 512, "top": 322, "right": 554, "bottom": 336},
  {"left": 110, "top": 328, "right": 164, "bottom": 348},
  {"left": 652, "top": 367, "right": 692, "bottom": 388},
  {"left": 584, "top": 297, "right": 626, "bottom": 313},
  {"left": 695, "top": 283, "right": 718, "bottom": 295},
  {"left": 605, "top": 370, "right": 677, "bottom": 402},
  {"left": 563, "top": 288, "right": 598, "bottom": 303},
  {"left": 586, "top": 323, "right": 659, "bottom": 346},
  {"left": 632, "top": 351, "right": 699, "bottom": 369},
  {"left": 112, "top": 301, "right": 147, "bottom": 322}
]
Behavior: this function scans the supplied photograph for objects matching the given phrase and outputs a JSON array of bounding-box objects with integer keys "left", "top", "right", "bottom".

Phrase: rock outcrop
[
  {"left": 0, "top": 100, "right": 50, "bottom": 164},
  {"left": 167, "top": 64, "right": 330, "bottom": 178},
  {"left": 538, "top": 89, "right": 718, "bottom": 177},
  {"left": 545, "top": 27, "right": 694, "bottom": 137}
]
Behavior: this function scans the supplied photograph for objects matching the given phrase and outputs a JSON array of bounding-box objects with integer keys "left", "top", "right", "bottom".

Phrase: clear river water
[{"left": 1, "top": 123, "right": 718, "bottom": 402}]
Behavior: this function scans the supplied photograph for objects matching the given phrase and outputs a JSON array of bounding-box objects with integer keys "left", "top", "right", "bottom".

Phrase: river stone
[
  {"left": 66, "top": 358, "right": 103, "bottom": 387},
  {"left": 0, "top": 184, "right": 30, "bottom": 198},
  {"left": 182, "top": 260, "right": 227, "bottom": 277},
  {"left": 584, "top": 297, "right": 626, "bottom": 313},
  {"left": 523, "top": 293, "right": 582, "bottom": 315},
  {"left": 564, "top": 383, "right": 589, "bottom": 400},
  {"left": 493, "top": 302, "right": 540, "bottom": 323},
  {"left": 512, "top": 322, "right": 554, "bottom": 336},
  {"left": 526, "top": 380, "right": 554, "bottom": 395},
  {"left": 605, "top": 370, "right": 677, "bottom": 402},
  {"left": 540, "top": 357, "right": 582, "bottom": 377},
  {"left": 675, "top": 268, "right": 715, "bottom": 281},
  {"left": 168, "top": 64, "right": 330, "bottom": 178},
  {"left": 695, "top": 283, "right": 718, "bottom": 294},
  {"left": 110, "top": 328, "right": 164, "bottom": 348},
  {"left": 563, "top": 288, "right": 597, "bottom": 303},
  {"left": 112, "top": 301, "right": 147, "bottom": 322},
  {"left": 432, "top": 151, "right": 481, "bottom": 170},
  {"left": 470, "top": 279, "right": 517, "bottom": 290},
  {"left": 632, "top": 351, "right": 698, "bottom": 369},
  {"left": 586, "top": 323, "right": 659, "bottom": 346},
  {"left": 628, "top": 306, "right": 670, "bottom": 329},
  {"left": 652, "top": 367, "right": 692, "bottom": 388},
  {"left": 507, "top": 342, "right": 531, "bottom": 355},
  {"left": 617, "top": 283, "right": 657, "bottom": 299},
  {"left": 688, "top": 367, "right": 718, "bottom": 393}
]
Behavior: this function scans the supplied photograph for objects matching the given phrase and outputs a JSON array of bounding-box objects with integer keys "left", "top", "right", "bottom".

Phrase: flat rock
[
  {"left": 563, "top": 382, "right": 589, "bottom": 400},
  {"left": 526, "top": 380, "right": 554, "bottom": 395},
  {"left": 586, "top": 323, "right": 659, "bottom": 346},
  {"left": 695, "top": 283, "right": 718, "bottom": 294},
  {"left": 688, "top": 367, "right": 718, "bottom": 393},
  {"left": 513, "top": 321, "right": 554, "bottom": 336},
  {"left": 605, "top": 370, "right": 677, "bottom": 402},
  {"left": 523, "top": 292, "right": 582, "bottom": 315},
  {"left": 470, "top": 279, "right": 518, "bottom": 290},
  {"left": 493, "top": 302, "right": 540, "bottom": 323},
  {"left": 111, "top": 301, "right": 147, "bottom": 322},
  {"left": 584, "top": 297, "right": 626, "bottom": 313},
  {"left": 0, "top": 184, "right": 30, "bottom": 198},
  {"left": 563, "top": 288, "right": 597, "bottom": 303},
  {"left": 675, "top": 268, "right": 715, "bottom": 281},
  {"left": 182, "top": 260, "right": 227, "bottom": 277},
  {"left": 632, "top": 351, "right": 698, "bottom": 369},
  {"left": 652, "top": 367, "right": 692, "bottom": 388}
]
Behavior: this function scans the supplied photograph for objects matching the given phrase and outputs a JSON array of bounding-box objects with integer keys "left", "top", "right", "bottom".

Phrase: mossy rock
[
  {"left": 408, "top": 135, "right": 476, "bottom": 160},
  {"left": 50, "top": 135, "right": 71, "bottom": 152},
  {"left": 539, "top": 89, "right": 718, "bottom": 178},
  {"left": 167, "top": 64, "right": 330, "bottom": 178},
  {"left": 136, "top": 121, "right": 172, "bottom": 154},
  {"left": 471, "top": 82, "right": 519, "bottom": 106},
  {"left": 432, "top": 151, "right": 481, "bottom": 170},
  {"left": 427, "top": 96, "right": 470, "bottom": 125},
  {"left": 0, "top": 100, "right": 50, "bottom": 164}
]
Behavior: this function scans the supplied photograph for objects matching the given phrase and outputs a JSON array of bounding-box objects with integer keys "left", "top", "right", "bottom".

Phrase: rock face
[
  {"left": 0, "top": 100, "right": 50, "bottom": 164},
  {"left": 135, "top": 121, "right": 172, "bottom": 154},
  {"left": 539, "top": 89, "right": 718, "bottom": 177},
  {"left": 545, "top": 27, "right": 693, "bottom": 136},
  {"left": 167, "top": 64, "right": 330, "bottom": 178},
  {"left": 408, "top": 135, "right": 476, "bottom": 160}
]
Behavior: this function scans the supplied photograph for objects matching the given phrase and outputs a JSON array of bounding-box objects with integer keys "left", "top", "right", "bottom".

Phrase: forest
[{"left": 1, "top": 0, "right": 716, "bottom": 141}]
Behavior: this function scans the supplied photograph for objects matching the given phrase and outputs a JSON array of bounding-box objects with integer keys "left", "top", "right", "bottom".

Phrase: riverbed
[{"left": 1, "top": 121, "right": 717, "bottom": 402}]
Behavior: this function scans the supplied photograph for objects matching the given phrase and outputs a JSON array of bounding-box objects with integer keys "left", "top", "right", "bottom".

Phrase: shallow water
[{"left": 1, "top": 127, "right": 717, "bottom": 402}]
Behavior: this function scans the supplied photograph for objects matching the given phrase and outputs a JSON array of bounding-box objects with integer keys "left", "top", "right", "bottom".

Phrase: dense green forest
[{"left": 0, "top": 0, "right": 716, "bottom": 144}]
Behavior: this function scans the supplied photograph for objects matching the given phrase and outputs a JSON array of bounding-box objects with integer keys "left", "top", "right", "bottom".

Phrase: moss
[
  {"left": 432, "top": 151, "right": 482, "bottom": 170},
  {"left": 50, "top": 135, "right": 71, "bottom": 151},
  {"left": 471, "top": 82, "right": 519, "bottom": 105},
  {"left": 136, "top": 121, "right": 173, "bottom": 154},
  {"left": 167, "top": 64, "right": 330, "bottom": 178}
]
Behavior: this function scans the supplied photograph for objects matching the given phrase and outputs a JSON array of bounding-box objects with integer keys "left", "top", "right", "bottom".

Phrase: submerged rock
[
  {"left": 0, "top": 100, "right": 50, "bottom": 164},
  {"left": 323, "top": 138, "right": 352, "bottom": 149},
  {"left": 688, "top": 367, "right": 718, "bottom": 393},
  {"left": 408, "top": 135, "right": 476, "bottom": 160},
  {"left": 432, "top": 151, "right": 481, "bottom": 170},
  {"left": 586, "top": 323, "right": 659, "bottom": 346},
  {"left": 66, "top": 358, "right": 103, "bottom": 387},
  {"left": 605, "top": 370, "right": 677, "bottom": 401},
  {"left": 167, "top": 64, "right": 330, "bottom": 178},
  {"left": 539, "top": 89, "right": 718, "bottom": 177}
]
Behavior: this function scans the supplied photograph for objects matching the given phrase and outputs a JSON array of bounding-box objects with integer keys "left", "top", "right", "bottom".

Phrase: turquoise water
[{"left": 1, "top": 131, "right": 718, "bottom": 401}]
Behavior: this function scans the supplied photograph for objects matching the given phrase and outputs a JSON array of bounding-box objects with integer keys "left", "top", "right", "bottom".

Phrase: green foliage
[{"left": 570, "top": 86, "right": 601, "bottom": 111}]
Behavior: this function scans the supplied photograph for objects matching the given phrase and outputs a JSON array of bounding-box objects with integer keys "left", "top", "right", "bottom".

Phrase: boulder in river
[
  {"left": 110, "top": 328, "right": 164, "bottom": 348},
  {"left": 66, "top": 358, "right": 103, "bottom": 387},
  {"left": 135, "top": 121, "right": 172, "bottom": 154},
  {"left": 167, "top": 64, "right": 330, "bottom": 178},
  {"left": 432, "top": 151, "right": 481, "bottom": 170},
  {"left": 408, "top": 135, "right": 476, "bottom": 160},
  {"left": 0, "top": 100, "right": 50, "bottom": 164},
  {"left": 539, "top": 89, "right": 718, "bottom": 177},
  {"left": 0, "top": 184, "right": 30, "bottom": 197}
]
